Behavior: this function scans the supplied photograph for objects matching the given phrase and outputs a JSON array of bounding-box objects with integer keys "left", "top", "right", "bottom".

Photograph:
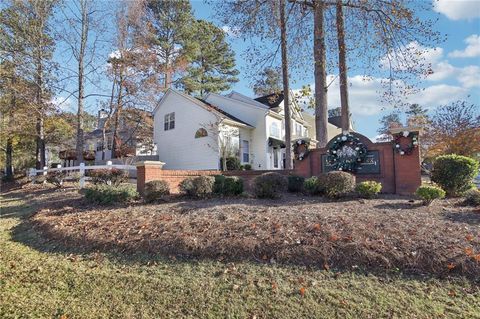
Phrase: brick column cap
[{"left": 135, "top": 160, "right": 166, "bottom": 168}]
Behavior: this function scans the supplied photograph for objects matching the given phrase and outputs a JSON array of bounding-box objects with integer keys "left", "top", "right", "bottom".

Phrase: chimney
[{"left": 97, "top": 109, "right": 108, "bottom": 129}]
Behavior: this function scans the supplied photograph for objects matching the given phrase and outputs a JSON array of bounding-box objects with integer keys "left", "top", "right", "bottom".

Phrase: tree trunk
[
  {"left": 111, "top": 77, "right": 123, "bottom": 159},
  {"left": 75, "top": 0, "right": 89, "bottom": 165},
  {"left": 336, "top": 0, "right": 350, "bottom": 132},
  {"left": 279, "top": 0, "right": 292, "bottom": 169},
  {"left": 5, "top": 75, "right": 16, "bottom": 180},
  {"left": 36, "top": 116, "right": 46, "bottom": 169},
  {"left": 35, "top": 60, "right": 46, "bottom": 169},
  {"left": 5, "top": 137, "right": 13, "bottom": 180},
  {"left": 313, "top": 1, "right": 328, "bottom": 147}
]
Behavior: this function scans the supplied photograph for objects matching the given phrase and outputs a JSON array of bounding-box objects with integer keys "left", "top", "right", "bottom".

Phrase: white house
[{"left": 153, "top": 89, "right": 341, "bottom": 170}]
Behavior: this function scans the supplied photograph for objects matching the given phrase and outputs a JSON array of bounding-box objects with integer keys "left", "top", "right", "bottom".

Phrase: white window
[
  {"left": 164, "top": 112, "right": 175, "bottom": 131},
  {"left": 270, "top": 122, "right": 280, "bottom": 138},
  {"left": 242, "top": 140, "right": 249, "bottom": 163}
]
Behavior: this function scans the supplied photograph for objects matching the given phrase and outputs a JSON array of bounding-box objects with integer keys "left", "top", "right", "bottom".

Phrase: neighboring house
[
  {"left": 60, "top": 108, "right": 157, "bottom": 166},
  {"left": 153, "top": 89, "right": 342, "bottom": 170}
]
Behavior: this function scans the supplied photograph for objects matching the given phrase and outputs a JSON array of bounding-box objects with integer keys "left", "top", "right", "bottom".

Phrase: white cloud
[
  {"left": 457, "top": 65, "right": 480, "bottom": 88},
  {"left": 428, "top": 61, "right": 457, "bottom": 81},
  {"left": 412, "top": 84, "right": 468, "bottom": 108},
  {"left": 433, "top": 0, "right": 480, "bottom": 20},
  {"left": 221, "top": 26, "right": 240, "bottom": 37},
  {"left": 449, "top": 34, "right": 480, "bottom": 58}
]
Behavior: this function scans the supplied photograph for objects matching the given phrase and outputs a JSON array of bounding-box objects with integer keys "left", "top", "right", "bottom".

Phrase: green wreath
[
  {"left": 393, "top": 131, "right": 418, "bottom": 155},
  {"left": 293, "top": 139, "right": 309, "bottom": 160},
  {"left": 326, "top": 133, "right": 368, "bottom": 172}
]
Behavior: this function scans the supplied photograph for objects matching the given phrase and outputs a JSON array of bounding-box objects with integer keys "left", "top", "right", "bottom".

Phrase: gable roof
[
  {"left": 227, "top": 91, "right": 269, "bottom": 109},
  {"left": 155, "top": 89, "right": 254, "bottom": 128},
  {"left": 254, "top": 92, "right": 284, "bottom": 108},
  {"left": 196, "top": 98, "right": 253, "bottom": 127}
]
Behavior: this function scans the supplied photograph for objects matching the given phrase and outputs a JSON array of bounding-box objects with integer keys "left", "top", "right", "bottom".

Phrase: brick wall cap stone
[{"left": 136, "top": 161, "right": 166, "bottom": 168}]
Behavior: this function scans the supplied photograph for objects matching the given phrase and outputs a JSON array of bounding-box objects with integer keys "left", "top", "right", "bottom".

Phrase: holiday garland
[
  {"left": 392, "top": 131, "right": 418, "bottom": 155},
  {"left": 293, "top": 139, "right": 309, "bottom": 160},
  {"left": 326, "top": 133, "right": 368, "bottom": 172}
]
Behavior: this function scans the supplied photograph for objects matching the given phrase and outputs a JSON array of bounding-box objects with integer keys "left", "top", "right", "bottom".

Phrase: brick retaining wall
[{"left": 136, "top": 162, "right": 292, "bottom": 194}]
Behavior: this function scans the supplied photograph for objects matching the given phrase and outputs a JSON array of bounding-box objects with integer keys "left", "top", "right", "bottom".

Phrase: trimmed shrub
[
  {"left": 431, "top": 155, "right": 479, "bottom": 196},
  {"left": 144, "top": 180, "right": 170, "bottom": 203},
  {"left": 253, "top": 172, "right": 287, "bottom": 199},
  {"left": 244, "top": 164, "right": 252, "bottom": 170},
  {"left": 213, "top": 175, "right": 244, "bottom": 196},
  {"left": 323, "top": 171, "right": 356, "bottom": 198},
  {"left": 89, "top": 168, "right": 128, "bottom": 186},
  {"left": 288, "top": 175, "right": 305, "bottom": 192},
  {"left": 415, "top": 185, "right": 445, "bottom": 206},
  {"left": 84, "top": 184, "right": 138, "bottom": 205},
  {"left": 179, "top": 177, "right": 196, "bottom": 196},
  {"left": 224, "top": 176, "right": 244, "bottom": 196},
  {"left": 46, "top": 171, "right": 66, "bottom": 188},
  {"left": 356, "top": 181, "right": 382, "bottom": 199},
  {"left": 464, "top": 189, "right": 480, "bottom": 206},
  {"left": 180, "top": 176, "right": 215, "bottom": 198}
]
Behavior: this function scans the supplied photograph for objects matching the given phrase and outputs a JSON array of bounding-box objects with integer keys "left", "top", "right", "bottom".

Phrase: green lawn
[{"left": 1, "top": 192, "right": 479, "bottom": 319}]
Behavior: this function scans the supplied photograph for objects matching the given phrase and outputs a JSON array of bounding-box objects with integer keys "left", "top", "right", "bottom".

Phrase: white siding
[
  {"left": 154, "top": 91, "right": 220, "bottom": 169},
  {"left": 205, "top": 94, "right": 268, "bottom": 170}
]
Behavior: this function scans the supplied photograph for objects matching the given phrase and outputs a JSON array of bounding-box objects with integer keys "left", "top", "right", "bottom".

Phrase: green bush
[
  {"left": 244, "top": 164, "right": 252, "bottom": 170},
  {"left": 288, "top": 175, "right": 305, "bottom": 192},
  {"left": 46, "top": 171, "right": 66, "bottom": 188},
  {"left": 84, "top": 184, "right": 138, "bottom": 205},
  {"left": 89, "top": 168, "right": 128, "bottom": 186},
  {"left": 464, "top": 189, "right": 480, "bottom": 206},
  {"left": 415, "top": 185, "right": 445, "bottom": 206},
  {"left": 180, "top": 176, "right": 215, "bottom": 198},
  {"left": 431, "top": 155, "right": 479, "bottom": 196},
  {"left": 213, "top": 175, "right": 244, "bottom": 196},
  {"left": 303, "top": 176, "right": 325, "bottom": 195},
  {"left": 220, "top": 157, "right": 242, "bottom": 171},
  {"left": 253, "top": 172, "right": 287, "bottom": 199},
  {"left": 356, "top": 181, "right": 382, "bottom": 199},
  {"left": 144, "top": 180, "right": 170, "bottom": 203},
  {"left": 323, "top": 171, "right": 356, "bottom": 198}
]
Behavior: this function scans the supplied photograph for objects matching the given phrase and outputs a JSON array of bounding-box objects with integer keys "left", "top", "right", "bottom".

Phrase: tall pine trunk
[
  {"left": 35, "top": 59, "right": 46, "bottom": 169},
  {"left": 75, "top": 1, "right": 89, "bottom": 165},
  {"left": 5, "top": 76, "right": 16, "bottom": 180},
  {"left": 279, "top": 0, "right": 292, "bottom": 169},
  {"left": 313, "top": 1, "right": 328, "bottom": 147},
  {"left": 336, "top": 0, "right": 350, "bottom": 132}
]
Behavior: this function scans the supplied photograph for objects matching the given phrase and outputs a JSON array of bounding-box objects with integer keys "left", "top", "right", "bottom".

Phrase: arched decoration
[{"left": 195, "top": 128, "right": 208, "bottom": 138}]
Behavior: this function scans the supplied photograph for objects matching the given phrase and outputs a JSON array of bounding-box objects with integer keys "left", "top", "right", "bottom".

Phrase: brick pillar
[
  {"left": 393, "top": 139, "right": 422, "bottom": 195},
  {"left": 136, "top": 161, "right": 165, "bottom": 195}
]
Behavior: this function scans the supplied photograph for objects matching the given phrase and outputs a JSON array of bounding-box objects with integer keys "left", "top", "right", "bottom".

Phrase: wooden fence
[{"left": 28, "top": 161, "right": 136, "bottom": 188}]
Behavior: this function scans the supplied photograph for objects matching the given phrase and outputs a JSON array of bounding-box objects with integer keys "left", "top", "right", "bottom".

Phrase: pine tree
[
  {"left": 253, "top": 68, "right": 282, "bottom": 96},
  {"left": 180, "top": 20, "right": 239, "bottom": 96},
  {"left": 146, "top": 0, "right": 196, "bottom": 89}
]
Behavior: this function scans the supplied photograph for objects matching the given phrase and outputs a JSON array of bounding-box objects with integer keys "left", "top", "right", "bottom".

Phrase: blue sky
[
  {"left": 57, "top": 0, "right": 480, "bottom": 139},
  {"left": 190, "top": 0, "right": 480, "bottom": 139}
]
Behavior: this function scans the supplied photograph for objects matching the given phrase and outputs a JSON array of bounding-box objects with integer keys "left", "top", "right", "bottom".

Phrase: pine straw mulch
[{"left": 8, "top": 186, "right": 480, "bottom": 280}]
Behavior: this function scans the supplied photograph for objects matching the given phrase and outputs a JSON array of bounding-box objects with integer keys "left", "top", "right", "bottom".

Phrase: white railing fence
[{"left": 28, "top": 161, "right": 136, "bottom": 188}]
